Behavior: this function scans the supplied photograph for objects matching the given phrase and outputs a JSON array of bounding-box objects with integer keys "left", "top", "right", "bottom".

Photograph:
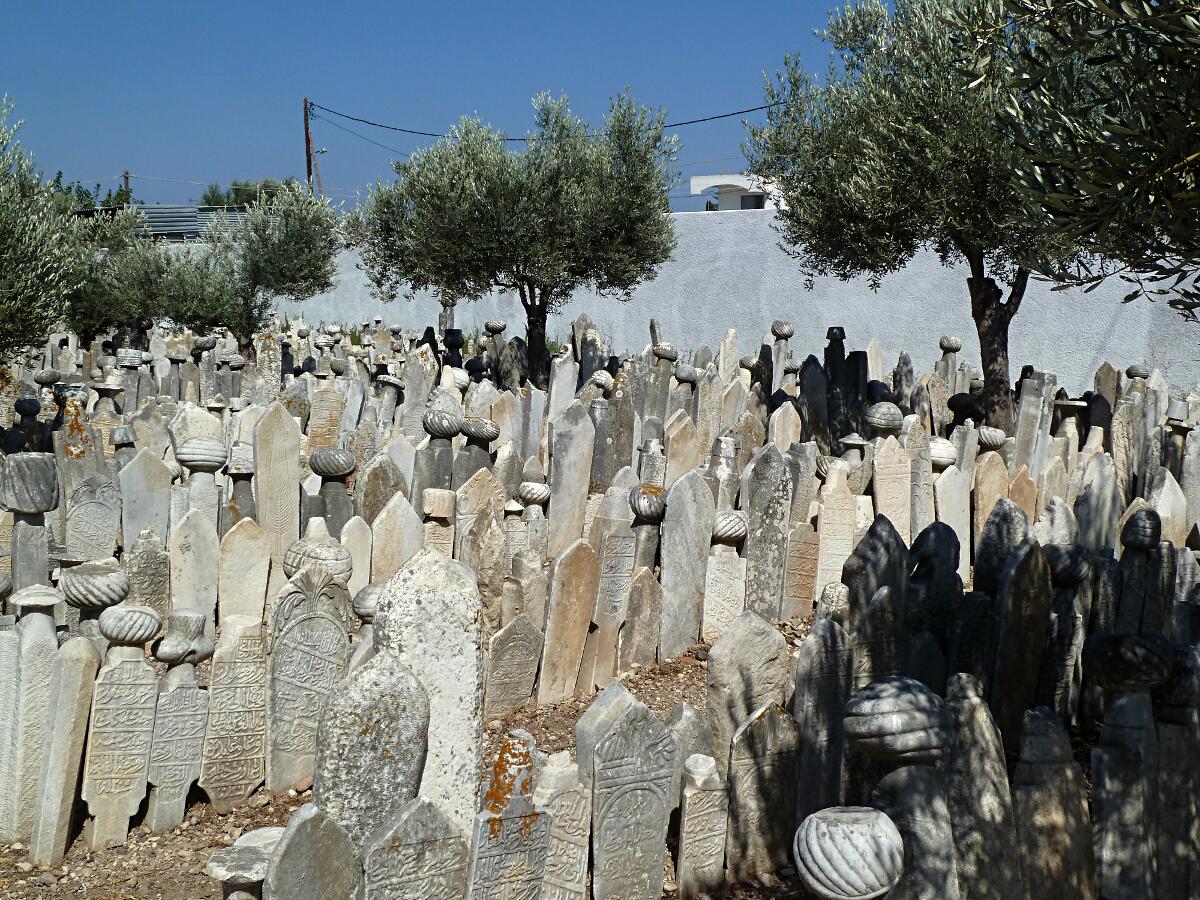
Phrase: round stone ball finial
[
  {"left": 939, "top": 335, "right": 962, "bottom": 353},
  {"left": 738, "top": 355, "right": 757, "bottom": 372},
  {"left": 451, "top": 368, "right": 470, "bottom": 391},
  {"left": 653, "top": 343, "right": 679, "bottom": 362},
  {"left": 99, "top": 605, "right": 163, "bottom": 646},
  {"left": 590, "top": 370, "right": 615, "bottom": 393},
  {"left": 712, "top": 510, "right": 748, "bottom": 546},
  {"left": 308, "top": 448, "right": 357, "bottom": 480},
  {"left": 826, "top": 326, "right": 846, "bottom": 341},
  {"left": 1121, "top": 508, "right": 1161, "bottom": 550},
  {"left": 282, "top": 531, "right": 354, "bottom": 587},
  {"left": 460, "top": 416, "right": 501, "bottom": 444},
  {"left": 674, "top": 364, "right": 698, "bottom": 386},
  {"left": 929, "top": 437, "right": 958, "bottom": 472},
  {"left": 864, "top": 401, "right": 903, "bottom": 435},
  {"left": 296, "top": 327, "right": 310, "bottom": 339},
  {"left": 977, "top": 426, "right": 1007, "bottom": 452},
  {"left": 60, "top": 560, "right": 130, "bottom": 610},
  {"left": 353, "top": 583, "right": 385, "bottom": 623},
  {"left": 175, "top": 438, "right": 229, "bottom": 474},
  {"left": 629, "top": 483, "right": 666, "bottom": 524},
  {"left": 484, "top": 320, "right": 507, "bottom": 335},
  {"left": 0, "top": 452, "right": 59, "bottom": 514},
  {"left": 518, "top": 481, "right": 552, "bottom": 507},
  {"left": 329, "top": 358, "right": 347, "bottom": 376},
  {"left": 34, "top": 368, "right": 61, "bottom": 387},
  {"left": 793, "top": 807, "right": 904, "bottom": 900},
  {"left": 844, "top": 675, "right": 950, "bottom": 763},
  {"left": 771, "top": 320, "right": 795, "bottom": 340},
  {"left": 422, "top": 409, "right": 463, "bottom": 440},
  {"left": 192, "top": 335, "right": 219, "bottom": 353},
  {"left": 1125, "top": 363, "right": 1150, "bottom": 380}
]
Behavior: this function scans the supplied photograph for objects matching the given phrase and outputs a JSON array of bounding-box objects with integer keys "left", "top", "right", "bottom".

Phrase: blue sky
[{"left": 4, "top": 1, "right": 829, "bottom": 211}]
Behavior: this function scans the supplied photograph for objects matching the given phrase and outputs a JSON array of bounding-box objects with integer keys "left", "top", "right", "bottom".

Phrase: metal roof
[{"left": 77, "top": 204, "right": 252, "bottom": 240}]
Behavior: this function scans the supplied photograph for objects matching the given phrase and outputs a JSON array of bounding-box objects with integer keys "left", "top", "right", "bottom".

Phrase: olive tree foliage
[
  {"left": 0, "top": 98, "right": 136, "bottom": 358},
  {"left": 745, "top": 0, "right": 1089, "bottom": 431},
  {"left": 957, "top": 0, "right": 1200, "bottom": 317},
  {"left": 97, "top": 182, "right": 340, "bottom": 347},
  {"left": 347, "top": 91, "right": 678, "bottom": 387}
]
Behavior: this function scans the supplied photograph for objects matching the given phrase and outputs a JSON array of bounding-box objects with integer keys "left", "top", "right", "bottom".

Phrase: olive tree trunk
[
  {"left": 968, "top": 262, "right": 1028, "bottom": 435},
  {"left": 521, "top": 285, "right": 550, "bottom": 390}
]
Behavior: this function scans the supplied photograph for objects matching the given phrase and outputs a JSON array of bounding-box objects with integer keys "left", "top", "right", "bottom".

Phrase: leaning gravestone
[
  {"left": 659, "top": 469, "right": 716, "bottom": 659},
  {"left": 262, "top": 802, "right": 360, "bottom": 900},
  {"left": 361, "top": 798, "right": 469, "bottom": 900},
  {"left": 313, "top": 648, "right": 430, "bottom": 852},
  {"left": 253, "top": 402, "right": 301, "bottom": 594},
  {"left": 484, "top": 613, "right": 544, "bottom": 718}
]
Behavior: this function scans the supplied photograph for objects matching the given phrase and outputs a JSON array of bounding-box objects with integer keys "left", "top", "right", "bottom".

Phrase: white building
[{"left": 688, "top": 173, "right": 779, "bottom": 211}]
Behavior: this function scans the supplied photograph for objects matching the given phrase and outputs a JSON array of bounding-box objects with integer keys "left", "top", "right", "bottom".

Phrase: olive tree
[
  {"left": 745, "top": 0, "right": 1090, "bottom": 431},
  {"left": 960, "top": 0, "right": 1200, "bottom": 316},
  {"left": 348, "top": 91, "right": 678, "bottom": 387}
]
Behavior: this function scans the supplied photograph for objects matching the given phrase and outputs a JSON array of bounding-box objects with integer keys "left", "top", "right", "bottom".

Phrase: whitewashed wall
[{"left": 277, "top": 209, "right": 1198, "bottom": 395}]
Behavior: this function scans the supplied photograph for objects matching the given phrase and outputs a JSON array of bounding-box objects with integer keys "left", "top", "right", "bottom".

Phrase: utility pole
[
  {"left": 303, "top": 97, "right": 313, "bottom": 192},
  {"left": 122, "top": 170, "right": 131, "bottom": 204},
  {"left": 312, "top": 150, "right": 324, "bottom": 198}
]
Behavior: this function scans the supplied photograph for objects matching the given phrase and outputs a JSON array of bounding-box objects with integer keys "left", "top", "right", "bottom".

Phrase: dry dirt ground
[{"left": 1, "top": 619, "right": 813, "bottom": 899}]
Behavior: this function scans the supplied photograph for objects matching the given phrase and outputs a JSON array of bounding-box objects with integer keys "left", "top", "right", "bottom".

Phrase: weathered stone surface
[
  {"left": 29, "top": 637, "right": 101, "bottom": 866},
  {"left": 313, "top": 649, "right": 429, "bottom": 851},
  {"left": 872, "top": 765, "right": 961, "bottom": 900},
  {"left": 118, "top": 448, "right": 172, "bottom": 552},
  {"left": 743, "top": 446, "right": 793, "bottom": 620},
  {"left": 934, "top": 465, "right": 971, "bottom": 586},
  {"left": 262, "top": 802, "right": 361, "bottom": 900},
  {"left": 218, "top": 517, "right": 271, "bottom": 627},
  {"left": 266, "top": 610, "right": 349, "bottom": 793},
  {"left": 678, "top": 753, "right": 727, "bottom": 898},
  {"left": 362, "top": 798, "right": 468, "bottom": 900},
  {"left": 531, "top": 751, "right": 591, "bottom": 900},
  {"left": 576, "top": 684, "right": 675, "bottom": 900},
  {"left": 726, "top": 702, "right": 802, "bottom": 881},
  {"left": 485, "top": 614, "right": 543, "bottom": 718},
  {"left": 792, "top": 806, "right": 904, "bottom": 900},
  {"left": 370, "top": 489, "right": 424, "bottom": 582},
  {"left": 538, "top": 540, "right": 599, "bottom": 705},
  {"left": 943, "top": 673, "right": 1022, "bottom": 900},
  {"left": 547, "top": 401, "right": 595, "bottom": 559},
  {"left": 464, "top": 730, "right": 551, "bottom": 899},
  {"left": 660, "top": 470, "right": 716, "bottom": 659},
  {"left": 1011, "top": 709, "right": 1097, "bottom": 900},
  {"left": 850, "top": 586, "right": 909, "bottom": 691},
  {"left": 168, "top": 508, "right": 220, "bottom": 634},
  {"left": 199, "top": 617, "right": 267, "bottom": 814},
  {"left": 376, "top": 548, "right": 484, "bottom": 834},
  {"left": 706, "top": 610, "right": 790, "bottom": 776},
  {"left": 816, "top": 468, "right": 856, "bottom": 601},
  {"left": 253, "top": 402, "right": 301, "bottom": 595}
]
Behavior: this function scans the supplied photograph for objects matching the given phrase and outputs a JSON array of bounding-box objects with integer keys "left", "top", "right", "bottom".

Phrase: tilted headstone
[
  {"left": 362, "top": 798, "right": 468, "bottom": 900},
  {"left": 485, "top": 613, "right": 544, "bottom": 718},
  {"left": 659, "top": 469, "right": 716, "bottom": 659},
  {"left": 547, "top": 400, "right": 595, "bottom": 559},
  {"left": 538, "top": 539, "right": 599, "bottom": 705},
  {"left": 313, "top": 647, "right": 429, "bottom": 852},
  {"left": 217, "top": 517, "right": 271, "bottom": 627},
  {"left": 252, "top": 402, "right": 301, "bottom": 595},
  {"left": 262, "top": 802, "right": 361, "bottom": 900},
  {"left": 742, "top": 445, "right": 793, "bottom": 620},
  {"left": 375, "top": 548, "right": 485, "bottom": 834},
  {"left": 791, "top": 617, "right": 852, "bottom": 822}
]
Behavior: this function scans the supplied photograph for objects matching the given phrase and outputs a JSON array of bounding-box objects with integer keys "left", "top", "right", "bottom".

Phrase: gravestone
[
  {"left": 218, "top": 517, "right": 271, "bottom": 627},
  {"left": 118, "top": 448, "right": 172, "bottom": 551},
  {"left": 725, "top": 702, "right": 801, "bottom": 881},
  {"left": 262, "top": 802, "right": 360, "bottom": 900},
  {"left": 199, "top": 617, "right": 268, "bottom": 813},
  {"left": 313, "top": 648, "right": 429, "bottom": 851},
  {"left": 376, "top": 548, "right": 485, "bottom": 834},
  {"left": 538, "top": 540, "right": 599, "bottom": 705},
  {"left": 531, "top": 751, "right": 591, "bottom": 900},
  {"left": 782, "top": 522, "right": 819, "bottom": 620},
  {"left": 706, "top": 611, "right": 790, "bottom": 775},
  {"left": 659, "top": 470, "right": 716, "bottom": 659},
  {"left": 677, "top": 753, "right": 728, "bottom": 898},
  {"left": 253, "top": 402, "right": 301, "bottom": 595},
  {"left": 618, "top": 566, "right": 664, "bottom": 672},
  {"left": 547, "top": 401, "right": 595, "bottom": 559},
  {"left": 485, "top": 614, "right": 544, "bottom": 718},
  {"left": 361, "top": 798, "right": 468, "bottom": 900},
  {"left": 370, "top": 490, "right": 424, "bottom": 582},
  {"left": 168, "top": 508, "right": 220, "bottom": 635},
  {"left": 791, "top": 618, "right": 852, "bottom": 822},
  {"left": 576, "top": 684, "right": 675, "bottom": 900},
  {"left": 872, "top": 765, "right": 962, "bottom": 900},
  {"left": 463, "top": 731, "right": 551, "bottom": 899},
  {"left": 743, "top": 446, "right": 793, "bottom": 620},
  {"left": 815, "top": 468, "right": 856, "bottom": 600},
  {"left": 81, "top": 606, "right": 161, "bottom": 849},
  {"left": 873, "top": 435, "right": 913, "bottom": 542}
]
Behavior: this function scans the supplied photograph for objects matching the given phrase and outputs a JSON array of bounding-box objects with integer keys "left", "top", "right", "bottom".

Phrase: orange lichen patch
[
  {"left": 482, "top": 734, "right": 534, "bottom": 839},
  {"left": 637, "top": 484, "right": 664, "bottom": 498}
]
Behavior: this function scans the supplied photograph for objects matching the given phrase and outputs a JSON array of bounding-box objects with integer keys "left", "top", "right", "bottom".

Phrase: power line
[
  {"left": 310, "top": 112, "right": 410, "bottom": 158},
  {"left": 308, "top": 98, "right": 781, "bottom": 142}
]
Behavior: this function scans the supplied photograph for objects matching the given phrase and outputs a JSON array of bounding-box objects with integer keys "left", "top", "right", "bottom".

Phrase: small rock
[
  {"left": 35, "top": 873, "right": 57, "bottom": 887},
  {"left": 16, "top": 861, "right": 32, "bottom": 872},
  {"left": 292, "top": 774, "right": 314, "bottom": 793},
  {"left": 693, "top": 648, "right": 709, "bottom": 661},
  {"left": 248, "top": 793, "right": 270, "bottom": 809}
]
